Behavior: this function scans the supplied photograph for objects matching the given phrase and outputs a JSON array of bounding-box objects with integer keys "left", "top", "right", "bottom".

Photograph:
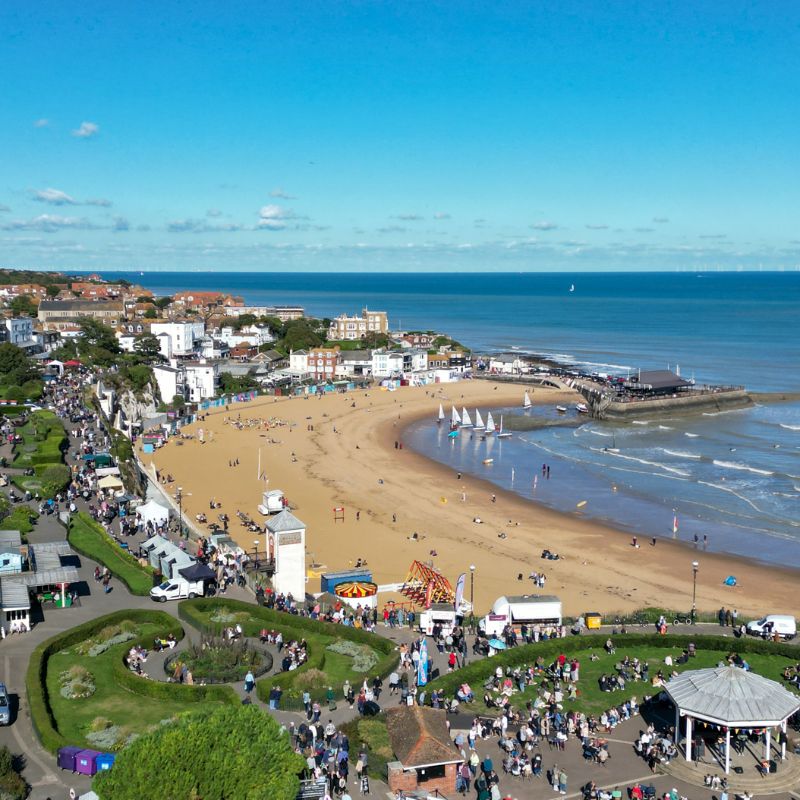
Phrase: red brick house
[{"left": 385, "top": 706, "right": 462, "bottom": 796}]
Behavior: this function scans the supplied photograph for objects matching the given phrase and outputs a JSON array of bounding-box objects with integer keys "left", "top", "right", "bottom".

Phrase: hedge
[
  {"left": 67, "top": 512, "right": 155, "bottom": 596},
  {"left": 178, "top": 598, "right": 398, "bottom": 709},
  {"left": 425, "top": 633, "right": 800, "bottom": 700},
  {"left": 27, "top": 610, "right": 196, "bottom": 753}
]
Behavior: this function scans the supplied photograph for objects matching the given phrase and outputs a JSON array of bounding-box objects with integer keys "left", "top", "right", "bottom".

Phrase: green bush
[
  {"left": 94, "top": 705, "right": 305, "bottom": 800},
  {"left": 67, "top": 512, "right": 155, "bottom": 595},
  {"left": 425, "top": 633, "right": 800, "bottom": 700},
  {"left": 0, "top": 505, "right": 39, "bottom": 535},
  {"left": 340, "top": 716, "right": 394, "bottom": 781},
  {"left": 0, "top": 744, "right": 27, "bottom": 800},
  {"left": 179, "top": 598, "right": 397, "bottom": 709},
  {"left": 26, "top": 609, "right": 237, "bottom": 754}
]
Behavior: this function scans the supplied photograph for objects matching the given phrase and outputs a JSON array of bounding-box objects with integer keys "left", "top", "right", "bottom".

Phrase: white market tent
[
  {"left": 665, "top": 665, "right": 800, "bottom": 773},
  {"left": 135, "top": 499, "right": 170, "bottom": 527},
  {"left": 98, "top": 475, "right": 124, "bottom": 491}
]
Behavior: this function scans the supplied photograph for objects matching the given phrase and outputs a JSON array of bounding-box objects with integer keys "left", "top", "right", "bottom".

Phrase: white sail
[
  {"left": 523, "top": 391, "right": 532, "bottom": 409},
  {"left": 461, "top": 407, "right": 473, "bottom": 427},
  {"left": 485, "top": 412, "right": 496, "bottom": 433},
  {"left": 497, "top": 414, "right": 512, "bottom": 438},
  {"left": 438, "top": 403, "right": 445, "bottom": 421},
  {"left": 451, "top": 406, "right": 461, "bottom": 426},
  {"left": 474, "top": 409, "right": 485, "bottom": 429}
]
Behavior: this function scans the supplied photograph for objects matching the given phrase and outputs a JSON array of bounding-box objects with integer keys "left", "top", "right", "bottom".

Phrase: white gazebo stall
[{"left": 665, "top": 665, "right": 800, "bottom": 774}]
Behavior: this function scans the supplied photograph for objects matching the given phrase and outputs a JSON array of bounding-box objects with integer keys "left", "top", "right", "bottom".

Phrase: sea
[{"left": 106, "top": 270, "right": 800, "bottom": 567}]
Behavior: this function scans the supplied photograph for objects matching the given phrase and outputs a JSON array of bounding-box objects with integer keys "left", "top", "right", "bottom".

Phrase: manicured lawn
[
  {"left": 46, "top": 620, "right": 226, "bottom": 749},
  {"left": 68, "top": 512, "right": 155, "bottom": 595},
  {"left": 12, "top": 411, "right": 66, "bottom": 468},
  {"left": 181, "top": 599, "right": 397, "bottom": 708},
  {"left": 482, "top": 644, "right": 799, "bottom": 718}
]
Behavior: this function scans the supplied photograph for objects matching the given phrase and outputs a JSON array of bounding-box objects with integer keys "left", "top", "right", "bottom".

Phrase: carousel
[{"left": 334, "top": 581, "right": 379, "bottom": 610}]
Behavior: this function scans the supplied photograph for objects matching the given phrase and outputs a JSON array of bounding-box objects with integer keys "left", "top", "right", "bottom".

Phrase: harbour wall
[{"left": 597, "top": 389, "right": 753, "bottom": 420}]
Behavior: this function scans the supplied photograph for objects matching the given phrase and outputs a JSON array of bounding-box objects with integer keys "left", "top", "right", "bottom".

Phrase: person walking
[
  {"left": 244, "top": 670, "right": 255, "bottom": 694},
  {"left": 558, "top": 768, "right": 568, "bottom": 795}
]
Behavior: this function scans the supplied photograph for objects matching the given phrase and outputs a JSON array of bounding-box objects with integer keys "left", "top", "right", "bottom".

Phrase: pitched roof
[
  {"left": 665, "top": 665, "right": 800, "bottom": 726},
  {"left": 385, "top": 706, "right": 462, "bottom": 768},
  {"left": 265, "top": 509, "right": 306, "bottom": 533},
  {"left": 626, "top": 370, "right": 692, "bottom": 390}
]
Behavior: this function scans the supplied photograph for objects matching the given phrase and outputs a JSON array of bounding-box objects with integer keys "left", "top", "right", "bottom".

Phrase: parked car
[
  {"left": 746, "top": 614, "right": 796, "bottom": 640},
  {"left": 0, "top": 683, "right": 11, "bottom": 725}
]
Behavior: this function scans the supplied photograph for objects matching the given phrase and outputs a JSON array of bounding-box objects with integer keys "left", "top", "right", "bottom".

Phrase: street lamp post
[
  {"left": 253, "top": 540, "right": 260, "bottom": 570},
  {"left": 469, "top": 564, "right": 476, "bottom": 635},
  {"left": 176, "top": 487, "right": 183, "bottom": 538},
  {"left": 691, "top": 560, "right": 699, "bottom": 623}
]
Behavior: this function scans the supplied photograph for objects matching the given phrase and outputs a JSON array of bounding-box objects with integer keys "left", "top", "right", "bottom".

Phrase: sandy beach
[{"left": 143, "top": 381, "right": 799, "bottom": 618}]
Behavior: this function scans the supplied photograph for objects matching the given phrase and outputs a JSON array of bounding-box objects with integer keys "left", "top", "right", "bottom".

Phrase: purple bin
[
  {"left": 75, "top": 749, "right": 102, "bottom": 776},
  {"left": 57, "top": 746, "right": 83, "bottom": 771}
]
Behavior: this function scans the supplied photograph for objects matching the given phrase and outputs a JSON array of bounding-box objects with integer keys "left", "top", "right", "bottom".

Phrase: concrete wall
[{"left": 601, "top": 389, "right": 752, "bottom": 420}]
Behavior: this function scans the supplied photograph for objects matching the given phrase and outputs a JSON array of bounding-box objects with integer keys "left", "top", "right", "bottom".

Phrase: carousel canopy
[
  {"left": 665, "top": 665, "right": 800, "bottom": 727},
  {"left": 334, "top": 581, "right": 378, "bottom": 598}
]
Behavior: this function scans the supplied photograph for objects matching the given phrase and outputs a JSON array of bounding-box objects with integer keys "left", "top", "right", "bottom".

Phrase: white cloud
[
  {"left": 269, "top": 188, "right": 296, "bottom": 200},
  {"left": 257, "top": 204, "right": 298, "bottom": 230},
  {"left": 72, "top": 121, "right": 99, "bottom": 138},
  {"left": 206, "top": 208, "right": 223, "bottom": 217},
  {"left": 585, "top": 223, "right": 608, "bottom": 230},
  {"left": 433, "top": 212, "right": 451, "bottom": 220},
  {"left": 634, "top": 227, "right": 655, "bottom": 233},
  {"left": 0, "top": 214, "right": 99, "bottom": 232},
  {"left": 112, "top": 216, "right": 130, "bottom": 232},
  {"left": 33, "top": 188, "right": 78, "bottom": 205},
  {"left": 396, "top": 213, "right": 423, "bottom": 221},
  {"left": 167, "top": 218, "right": 246, "bottom": 233},
  {"left": 86, "top": 197, "right": 113, "bottom": 207},
  {"left": 377, "top": 225, "right": 407, "bottom": 234},
  {"left": 0, "top": 204, "right": 10, "bottom": 213},
  {"left": 530, "top": 220, "right": 558, "bottom": 231},
  {"left": 33, "top": 118, "right": 50, "bottom": 128}
]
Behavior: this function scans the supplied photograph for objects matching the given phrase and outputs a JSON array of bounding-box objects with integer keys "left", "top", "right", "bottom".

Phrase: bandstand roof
[{"left": 665, "top": 665, "right": 800, "bottom": 727}]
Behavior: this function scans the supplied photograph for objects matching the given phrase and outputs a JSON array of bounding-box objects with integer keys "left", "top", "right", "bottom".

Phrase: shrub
[
  {"left": 93, "top": 705, "right": 305, "bottom": 800},
  {"left": 0, "top": 506, "right": 38, "bottom": 535},
  {"left": 59, "top": 665, "right": 96, "bottom": 699},
  {"left": 0, "top": 745, "right": 27, "bottom": 800},
  {"left": 327, "top": 640, "right": 379, "bottom": 673}
]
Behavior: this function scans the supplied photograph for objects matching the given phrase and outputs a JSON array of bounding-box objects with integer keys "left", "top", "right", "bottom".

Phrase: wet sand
[{"left": 143, "top": 381, "right": 799, "bottom": 617}]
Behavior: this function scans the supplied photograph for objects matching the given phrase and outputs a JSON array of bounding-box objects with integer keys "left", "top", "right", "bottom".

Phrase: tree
[
  {"left": 93, "top": 705, "right": 304, "bottom": 800},
  {"left": 0, "top": 343, "right": 29, "bottom": 377},
  {"left": 219, "top": 371, "right": 258, "bottom": 394},
  {"left": 153, "top": 296, "right": 173, "bottom": 310},
  {"left": 9, "top": 295, "right": 36, "bottom": 317},
  {"left": 143, "top": 307, "right": 157, "bottom": 319},
  {"left": 280, "top": 319, "right": 322, "bottom": 353},
  {"left": 133, "top": 333, "right": 164, "bottom": 361},
  {"left": 78, "top": 317, "right": 120, "bottom": 353},
  {"left": 45, "top": 284, "right": 60, "bottom": 298}
]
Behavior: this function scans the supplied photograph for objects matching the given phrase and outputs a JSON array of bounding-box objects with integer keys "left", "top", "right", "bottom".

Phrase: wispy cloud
[
  {"left": 269, "top": 188, "right": 296, "bottom": 200},
  {"left": 395, "top": 213, "right": 424, "bottom": 221},
  {"left": 530, "top": 220, "right": 558, "bottom": 231},
  {"left": 86, "top": 197, "right": 113, "bottom": 207},
  {"left": 112, "top": 216, "right": 130, "bottom": 232},
  {"left": 377, "top": 225, "right": 407, "bottom": 234},
  {"left": 72, "top": 121, "right": 99, "bottom": 138},
  {"left": 33, "top": 188, "right": 77, "bottom": 206},
  {"left": 136, "top": 224, "right": 151, "bottom": 232},
  {"left": 0, "top": 214, "right": 100, "bottom": 232},
  {"left": 206, "top": 208, "right": 223, "bottom": 217},
  {"left": 167, "top": 218, "right": 246, "bottom": 233},
  {"left": 0, "top": 204, "right": 10, "bottom": 213},
  {"left": 433, "top": 212, "right": 451, "bottom": 220},
  {"left": 33, "top": 118, "right": 50, "bottom": 128},
  {"left": 653, "top": 217, "right": 670, "bottom": 223},
  {"left": 257, "top": 204, "right": 300, "bottom": 230},
  {"left": 585, "top": 223, "right": 608, "bottom": 230},
  {"left": 699, "top": 234, "right": 727, "bottom": 239},
  {"left": 634, "top": 227, "right": 655, "bottom": 233}
]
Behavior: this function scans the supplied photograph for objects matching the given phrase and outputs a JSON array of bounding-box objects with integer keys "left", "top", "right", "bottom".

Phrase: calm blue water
[{"left": 105, "top": 271, "right": 800, "bottom": 563}]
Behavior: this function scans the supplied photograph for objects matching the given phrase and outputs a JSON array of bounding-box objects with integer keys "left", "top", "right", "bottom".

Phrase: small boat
[
  {"left": 451, "top": 407, "right": 461, "bottom": 427},
  {"left": 482, "top": 458, "right": 494, "bottom": 465},
  {"left": 461, "top": 407, "right": 473, "bottom": 428},
  {"left": 523, "top": 391, "right": 532, "bottom": 410},
  {"left": 437, "top": 403, "right": 445, "bottom": 424},
  {"left": 576, "top": 403, "right": 589, "bottom": 414},
  {"left": 448, "top": 430, "right": 459, "bottom": 439},
  {"left": 473, "top": 409, "right": 485, "bottom": 430},
  {"left": 496, "top": 415, "right": 512, "bottom": 439},
  {"left": 485, "top": 412, "right": 497, "bottom": 434},
  {"left": 569, "top": 283, "right": 575, "bottom": 293},
  {"left": 556, "top": 406, "right": 567, "bottom": 414}
]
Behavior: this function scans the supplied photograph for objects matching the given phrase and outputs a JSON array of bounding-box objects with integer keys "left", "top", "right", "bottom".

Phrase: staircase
[{"left": 660, "top": 753, "right": 800, "bottom": 795}]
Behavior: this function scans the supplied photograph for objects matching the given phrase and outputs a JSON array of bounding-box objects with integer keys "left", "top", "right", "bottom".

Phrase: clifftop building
[{"left": 328, "top": 308, "right": 388, "bottom": 341}]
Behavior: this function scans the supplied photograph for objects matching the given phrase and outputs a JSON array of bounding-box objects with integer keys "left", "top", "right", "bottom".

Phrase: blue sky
[{"left": 1, "top": 1, "right": 799, "bottom": 272}]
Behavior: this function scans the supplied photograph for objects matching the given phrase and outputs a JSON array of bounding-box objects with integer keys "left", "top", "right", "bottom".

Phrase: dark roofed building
[
  {"left": 386, "top": 706, "right": 462, "bottom": 796},
  {"left": 624, "top": 369, "right": 693, "bottom": 396}
]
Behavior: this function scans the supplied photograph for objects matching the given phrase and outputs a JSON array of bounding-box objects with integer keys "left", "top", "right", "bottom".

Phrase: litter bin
[{"left": 585, "top": 612, "right": 602, "bottom": 630}]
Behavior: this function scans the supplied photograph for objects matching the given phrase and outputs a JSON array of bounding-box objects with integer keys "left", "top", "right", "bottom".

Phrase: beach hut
[
  {"left": 334, "top": 581, "right": 379, "bottom": 609},
  {"left": 57, "top": 745, "right": 83, "bottom": 771},
  {"left": 665, "top": 665, "right": 800, "bottom": 774},
  {"left": 75, "top": 749, "right": 102, "bottom": 776}
]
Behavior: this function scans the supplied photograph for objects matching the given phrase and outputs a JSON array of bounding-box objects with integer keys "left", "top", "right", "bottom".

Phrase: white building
[
  {"left": 289, "top": 350, "right": 309, "bottom": 376},
  {"left": 336, "top": 350, "right": 373, "bottom": 378},
  {"left": 328, "top": 308, "right": 389, "bottom": 341},
  {"left": 371, "top": 348, "right": 428, "bottom": 378},
  {"left": 152, "top": 360, "right": 219, "bottom": 404},
  {"left": 488, "top": 354, "right": 526, "bottom": 374},
  {"left": 265, "top": 509, "right": 306, "bottom": 599},
  {"left": 150, "top": 321, "right": 205, "bottom": 358},
  {"left": 5, "top": 317, "right": 34, "bottom": 346}
]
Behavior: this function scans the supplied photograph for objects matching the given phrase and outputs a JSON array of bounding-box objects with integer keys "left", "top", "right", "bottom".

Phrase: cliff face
[{"left": 117, "top": 383, "right": 158, "bottom": 426}]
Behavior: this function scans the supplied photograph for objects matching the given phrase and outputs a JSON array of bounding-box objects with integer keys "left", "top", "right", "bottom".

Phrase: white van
[
  {"left": 746, "top": 614, "right": 796, "bottom": 640},
  {"left": 150, "top": 577, "right": 205, "bottom": 603}
]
